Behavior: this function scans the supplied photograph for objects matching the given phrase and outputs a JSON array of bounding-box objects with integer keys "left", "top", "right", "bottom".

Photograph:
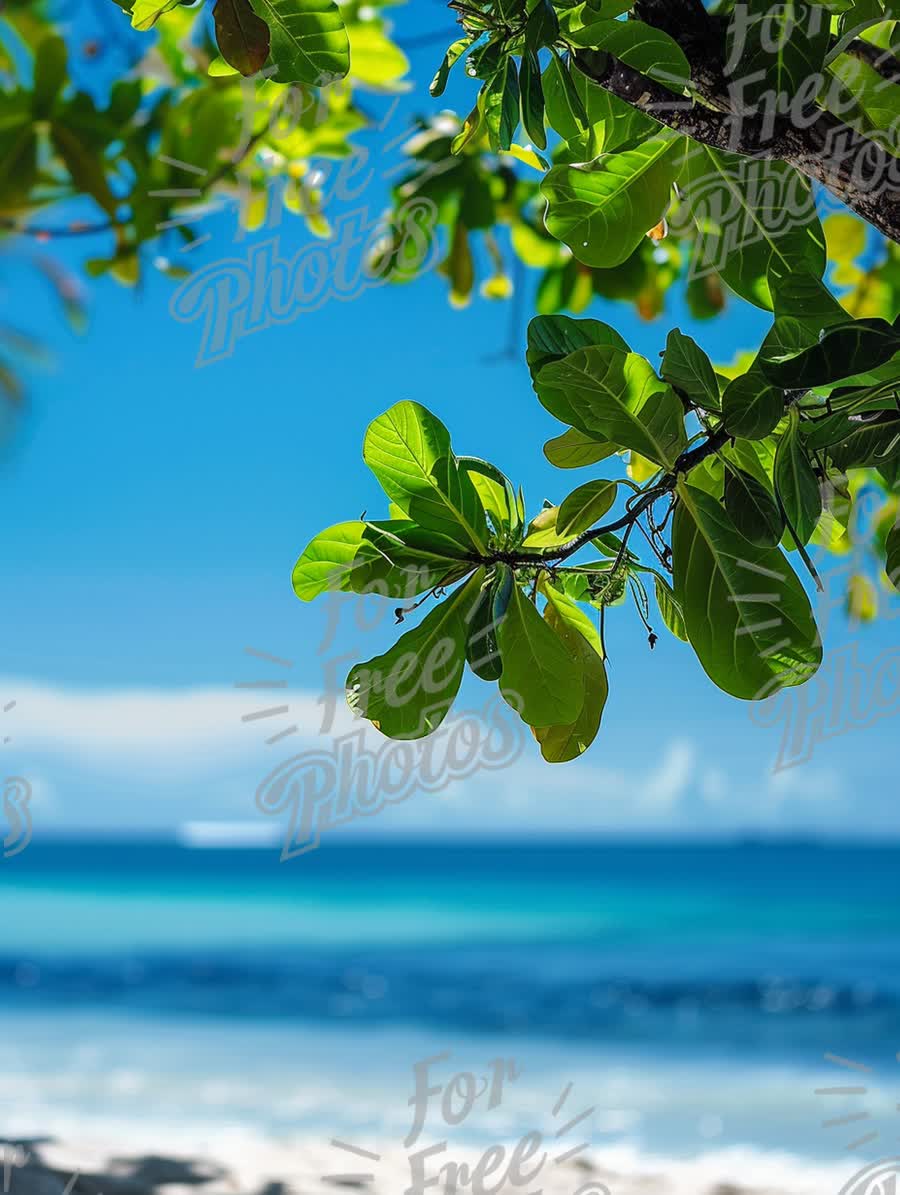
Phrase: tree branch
[
  {"left": 472, "top": 425, "right": 730, "bottom": 570},
  {"left": 0, "top": 218, "right": 115, "bottom": 240},
  {"left": 844, "top": 37, "right": 900, "bottom": 85}
]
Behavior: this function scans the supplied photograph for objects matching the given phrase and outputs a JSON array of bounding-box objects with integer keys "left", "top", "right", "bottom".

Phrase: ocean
[{"left": 1, "top": 839, "right": 898, "bottom": 1185}]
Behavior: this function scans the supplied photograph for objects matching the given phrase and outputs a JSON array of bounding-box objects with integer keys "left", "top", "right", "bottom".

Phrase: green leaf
[
  {"left": 468, "top": 37, "right": 504, "bottom": 81},
  {"left": 346, "top": 573, "right": 482, "bottom": 740},
  {"left": 727, "top": 0, "right": 830, "bottom": 107},
  {"left": 846, "top": 572, "right": 879, "bottom": 622},
  {"left": 247, "top": 0, "right": 350, "bottom": 84},
  {"left": 525, "top": 0, "right": 559, "bottom": 53},
  {"left": 50, "top": 121, "right": 119, "bottom": 218},
  {"left": 829, "top": 414, "right": 900, "bottom": 471},
  {"left": 542, "top": 48, "right": 589, "bottom": 142},
  {"left": 363, "top": 402, "right": 489, "bottom": 553},
  {"left": 536, "top": 346, "right": 688, "bottom": 469},
  {"left": 451, "top": 102, "right": 484, "bottom": 154},
  {"left": 497, "top": 584, "right": 584, "bottom": 727},
  {"left": 292, "top": 520, "right": 371, "bottom": 600},
  {"left": 349, "top": 523, "right": 472, "bottom": 598},
  {"left": 682, "top": 147, "right": 826, "bottom": 310},
  {"left": 483, "top": 57, "right": 520, "bottom": 152},
  {"left": 292, "top": 520, "right": 468, "bottom": 602},
  {"left": 0, "top": 114, "right": 37, "bottom": 205},
  {"left": 565, "top": 19, "right": 690, "bottom": 91},
  {"left": 346, "top": 19, "right": 409, "bottom": 86},
  {"left": 430, "top": 36, "right": 474, "bottom": 97},
  {"left": 544, "top": 427, "right": 616, "bottom": 469},
  {"left": 661, "top": 329, "right": 720, "bottom": 411},
  {"left": 774, "top": 406, "right": 822, "bottom": 547},
  {"left": 654, "top": 576, "right": 688, "bottom": 642},
  {"left": 760, "top": 319, "right": 900, "bottom": 388},
  {"left": 522, "top": 504, "right": 574, "bottom": 548},
  {"left": 535, "top": 586, "right": 607, "bottom": 762},
  {"left": 458, "top": 456, "right": 523, "bottom": 542},
  {"left": 527, "top": 314, "right": 629, "bottom": 376},
  {"left": 721, "top": 366, "right": 784, "bottom": 441},
  {"left": 442, "top": 218, "right": 474, "bottom": 306},
  {"left": 556, "top": 480, "right": 617, "bottom": 538},
  {"left": 558, "top": 0, "right": 634, "bottom": 34},
  {"left": 724, "top": 463, "right": 785, "bottom": 548},
  {"left": 822, "top": 213, "right": 867, "bottom": 265},
  {"left": 528, "top": 316, "right": 631, "bottom": 434},
  {"left": 213, "top": 0, "right": 271, "bottom": 76},
  {"left": 672, "top": 481, "right": 822, "bottom": 700},
  {"left": 887, "top": 521, "right": 900, "bottom": 591},
  {"left": 33, "top": 35, "right": 67, "bottom": 118},
  {"left": 130, "top": 0, "right": 183, "bottom": 31},
  {"left": 767, "top": 262, "right": 849, "bottom": 324},
  {"left": 520, "top": 50, "right": 546, "bottom": 150},
  {"left": 542, "top": 135, "right": 681, "bottom": 269},
  {"left": 569, "top": 63, "right": 659, "bottom": 154},
  {"left": 465, "top": 571, "right": 504, "bottom": 681}
]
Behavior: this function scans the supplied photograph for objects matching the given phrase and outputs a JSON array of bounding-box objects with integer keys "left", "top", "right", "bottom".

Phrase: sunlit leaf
[
  {"left": 536, "top": 346, "right": 687, "bottom": 469},
  {"left": 556, "top": 480, "right": 617, "bottom": 538},
  {"left": 247, "top": 0, "right": 349, "bottom": 83},
  {"left": 346, "top": 572, "right": 482, "bottom": 739},
  {"left": 535, "top": 586, "right": 607, "bottom": 762},
  {"left": 544, "top": 427, "right": 616, "bottom": 469},
  {"left": 363, "top": 402, "right": 488, "bottom": 552},
  {"left": 542, "top": 135, "right": 681, "bottom": 269},
  {"left": 497, "top": 584, "right": 584, "bottom": 727},
  {"left": 654, "top": 576, "right": 688, "bottom": 642},
  {"left": 846, "top": 572, "right": 879, "bottom": 622}
]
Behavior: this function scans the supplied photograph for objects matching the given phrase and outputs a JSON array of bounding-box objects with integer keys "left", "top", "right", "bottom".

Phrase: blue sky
[{"left": 2, "top": 1, "right": 899, "bottom": 842}]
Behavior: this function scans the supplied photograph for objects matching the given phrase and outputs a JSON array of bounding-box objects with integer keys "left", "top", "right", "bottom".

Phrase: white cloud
[
  {"left": 2, "top": 677, "right": 337, "bottom": 774},
  {"left": 0, "top": 677, "right": 851, "bottom": 837},
  {"left": 642, "top": 739, "right": 695, "bottom": 810},
  {"left": 767, "top": 764, "right": 843, "bottom": 804}
]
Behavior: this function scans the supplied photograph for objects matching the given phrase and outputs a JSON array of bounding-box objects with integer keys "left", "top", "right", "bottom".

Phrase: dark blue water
[{"left": 2, "top": 839, "right": 898, "bottom": 1068}]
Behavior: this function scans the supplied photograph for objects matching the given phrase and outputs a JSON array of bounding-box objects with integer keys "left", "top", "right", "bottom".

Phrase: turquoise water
[{"left": 3, "top": 839, "right": 899, "bottom": 1164}]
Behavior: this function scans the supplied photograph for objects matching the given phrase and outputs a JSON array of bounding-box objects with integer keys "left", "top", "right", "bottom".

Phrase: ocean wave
[{"left": 0, "top": 950, "right": 895, "bottom": 1053}]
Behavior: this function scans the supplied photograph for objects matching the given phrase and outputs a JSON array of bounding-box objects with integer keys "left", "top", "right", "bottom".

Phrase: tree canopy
[{"left": 4, "top": 0, "right": 900, "bottom": 761}]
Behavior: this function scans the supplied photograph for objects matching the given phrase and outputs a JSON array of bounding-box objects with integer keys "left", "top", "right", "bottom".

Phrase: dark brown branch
[
  {"left": 0, "top": 218, "right": 115, "bottom": 239},
  {"left": 844, "top": 37, "right": 900, "bottom": 85}
]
